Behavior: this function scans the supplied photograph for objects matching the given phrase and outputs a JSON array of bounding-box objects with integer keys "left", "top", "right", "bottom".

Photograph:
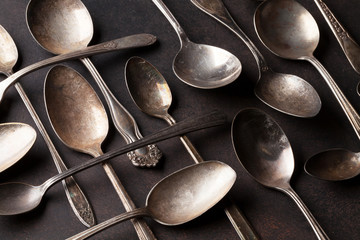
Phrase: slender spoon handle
[
  {"left": 313, "top": 0, "right": 360, "bottom": 74},
  {"left": 80, "top": 58, "right": 161, "bottom": 168},
  {"left": 307, "top": 56, "right": 360, "bottom": 140},
  {"left": 0, "top": 34, "right": 157, "bottom": 103},
  {"left": 4, "top": 70, "right": 95, "bottom": 228},
  {"left": 281, "top": 186, "right": 330, "bottom": 240},
  {"left": 66, "top": 207, "right": 150, "bottom": 240},
  {"left": 164, "top": 114, "right": 259, "bottom": 240}
]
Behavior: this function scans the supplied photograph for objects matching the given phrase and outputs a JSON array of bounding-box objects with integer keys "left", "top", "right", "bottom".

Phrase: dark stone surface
[{"left": 0, "top": 0, "right": 359, "bottom": 239}]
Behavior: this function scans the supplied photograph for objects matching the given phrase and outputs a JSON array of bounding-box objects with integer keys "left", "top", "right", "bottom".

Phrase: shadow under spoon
[
  {"left": 190, "top": 0, "right": 321, "bottom": 118},
  {"left": 26, "top": 0, "right": 161, "bottom": 168},
  {"left": 0, "top": 25, "right": 95, "bottom": 227}
]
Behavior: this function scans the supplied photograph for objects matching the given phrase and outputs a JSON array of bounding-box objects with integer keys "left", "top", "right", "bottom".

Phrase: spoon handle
[
  {"left": 282, "top": 186, "right": 330, "bottom": 240},
  {"left": 307, "top": 56, "right": 360, "bottom": 140},
  {"left": 80, "top": 57, "right": 162, "bottom": 167},
  {"left": 0, "top": 34, "right": 157, "bottom": 104},
  {"left": 66, "top": 207, "right": 150, "bottom": 240},
  {"left": 314, "top": 0, "right": 360, "bottom": 74}
]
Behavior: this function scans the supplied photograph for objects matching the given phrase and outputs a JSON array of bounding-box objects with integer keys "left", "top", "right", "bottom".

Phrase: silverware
[
  {"left": 125, "top": 56, "right": 259, "bottom": 240},
  {"left": 190, "top": 0, "right": 321, "bottom": 118},
  {"left": 67, "top": 161, "right": 236, "bottom": 240},
  {"left": 44, "top": 65, "right": 156, "bottom": 240},
  {"left": 0, "top": 33, "right": 157, "bottom": 104},
  {"left": 314, "top": 0, "right": 360, "bottom": 75},
  {"left": 151, "top": 0, "right": 241, "bottom": 88},
  {"left": 0, "top": 24, "right": 96, "bottom": 228},
  {"left": 254, "top": 0, "right": 360, "bottom": 140},
  {"left": 26, "top": 0, "right": 161, "bottom": 168},
  {"left": 0, "top": 110, "right": 226, "bottom": 215},
  {"left": 232, "top": 108, "right": 330, "bottom": 240},
  {"left": 0, "top": 123, "right": 36, "bottom": 172}
]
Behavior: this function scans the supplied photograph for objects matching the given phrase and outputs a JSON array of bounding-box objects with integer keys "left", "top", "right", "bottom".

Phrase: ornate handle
[{"left": 314, "top": 0, "right": 360, "bottom": 74}]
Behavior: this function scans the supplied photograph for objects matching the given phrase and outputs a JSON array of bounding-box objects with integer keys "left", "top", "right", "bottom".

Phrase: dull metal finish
[
  {"left": 231, "top": 108, "right": 330, "bottom": 240},
  {"left": 151, "top": 0, "right": 242, "bottom": 89},
  {"left": 314, "top": 0, "right": 360, "bottom": 75},
  {"left": 26, "top": 0, "right": 161, "bottom": 168},
  {"left": 254, "top": 0, "right": 360, "bottom": 140},
  {"left": 190, "top": 0, "right": 321, "bottom": 118},
  {"left": 0, "top": 24, "right": 95, "bottom": 228},
  {"left": 125, "top": 56, "right": 258, "bottom": 240},
  {"left": 67, "top": 161, "right": 237, "bottom": 240},
  {"left": 44, "top": 65, "right": 157, "bottom": 240},
  {"left": 0, "top": 123, "right": 36, "bottom": 172}
]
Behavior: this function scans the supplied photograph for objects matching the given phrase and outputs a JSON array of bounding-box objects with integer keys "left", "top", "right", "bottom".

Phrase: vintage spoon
[
  {"left": 151, "top": 0, "right": 241, "bottom": 88},
  {"left": 314, "top": 0, "right": 360, "bottom": 75},
  {"left": 125, "top": 56, "right": 258, "bottom": 240},
  {"left": 0, "top": 123, "right": 36, "bottom": 172},
  {"left": 44, "top": 65, "right": 156, "bottom": 240},
  {"left": 0, "top": 109, "right": 227, "bottom": 216},
  {"left": 231, "top": 108, "right": 330, "bottom": 240},
  {"left": 0, "top": 24, "right": 95, "bottom": 227},
  {"left": 67, "top": 161, "right": 236, "bottom": 240},
  {"left": 254, "top": 0, "right": 360, "bottom": 140},
  {"left": 26, "top": 0, "right": 161, "bottom": 167},
  {"left": 0, "top": 33, "right": 157, "bottom": 104},
  {"left": 190, "top": 0, "right": 321, "bottom": 118},
  {"left": 305, "top": 149, "right": 360, "bottom": 181}
]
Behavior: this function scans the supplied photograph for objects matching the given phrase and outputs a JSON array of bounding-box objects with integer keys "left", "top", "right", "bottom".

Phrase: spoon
[
  {"left": 0, "top": 24, "right": 95, "bottom": 227},
  {"left": 0, "top": 123, "right": 36, "bottom": 172},
  {"left": 26, "top": 0, "right": 161, "bottom": 167},
  {"left": 254, "top": 0, "right": 360, "bottom": 140},
  {"left": 151, "top": 0, "right": 241, "bottom": 88},
  {"left": 125, "top": 56, "right": 259, "bottom": 240},
  {"left": 231, "top": 108, "right": 330, "bottom": 240},
  {"left": 305, "top": 149, "right": 360, "bottom": 181},
  {"left": 44, "top": 65, "right": 156, "bottom": 240},
  {"left": 190, "top": 0, "right": 321, "bottom": 118},
  {"left": 314, "top": 0, "right": 360, "bottom": 75},
  {"left": 0, "top": 33, "right": 157, "bottom": 104},
  {"left": 0, "top": 109, "right": 226, "bottom": 215},
  {"left": 67, "top": 161, "right": 236, "bottom": 240}
]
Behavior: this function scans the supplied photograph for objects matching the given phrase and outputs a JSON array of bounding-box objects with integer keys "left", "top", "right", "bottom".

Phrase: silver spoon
[
  {"left": 44, "top": 65, "right": 156, "bottom": 240},
  {"left": 0, "top": 33, "right": 157, "bottom": 104},
  {"left": 0, "top": 24, "right": 95, "bottom": 228},
  {"left": 0, "top": 109, "right": 226, "bottom": 215},
  {"left": 0, "top": 122, "right": 36, "bottom": 172},
  {"left": 190, "top": 0, "right": 321, "bottom": 118},
  {"left": 254, "top": 0, "right": 360, "bottom": 140},
  {"left": 231, "top": 108, "right": 330, "bottom": 240},
  {"left": 314, "top": 0, "right": 360, "bottom": 75},
  {"left": 151, "top": 0, "right": 241, "bottom": 89},
  {"left": 26, "top": 0, "right": 161, "bottom": 167},
  {"left": 125, "top": 56, "right": 259, "bottom": 240},
  {"left": 67, "top": 161, "right": 236, "bottom": 240},
  {"left": 305, "top": 149, "right": 360, "bottom": 181}
]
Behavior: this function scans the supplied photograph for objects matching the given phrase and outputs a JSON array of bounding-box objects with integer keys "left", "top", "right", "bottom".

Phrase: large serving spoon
[
  {"left": 190, "top": 0, "right": 321, "bottom": 118},
  {"left": 44, "top": 65, "right": 156, "bottom": 240},
  {"left": 254, "top": 0, "right": 360, "bottom": 140},
  {"left": 0, "top": 33, "right": 157, "bottom": 104},
  {"left": 66, "top": 161, "right": 236, "bottom": 240},
  {"left": 0, "top": 123, "right": 36, "bottom": 172},
  {"left": 305, "top": 149, "right": 360, "bottom": 181},
  {"left": 0, "top": 109, "right": 226, "bottom": 216},
  {"left": 0, "top": 24, "right": 95, "bottom": 227},
  {"left": 125, "top": 56, "right": 258, "bottom": 240},
  {"left": 231, "top": 108, "right": 330, "bottom": 240},
  {"left": 151, "top": 0, "right": 241, "bottom": 88},
  {"left": 26, "top": 0, "right": 161, "bottom": 167}
]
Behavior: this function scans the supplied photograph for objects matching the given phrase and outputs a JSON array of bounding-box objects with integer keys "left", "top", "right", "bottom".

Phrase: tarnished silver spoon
[
  {"left": 232, "top": 108, "right": 330, "bottom": 240},
  {"left": 190, "top": 0, "right": 321, "bottom": 118}
]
